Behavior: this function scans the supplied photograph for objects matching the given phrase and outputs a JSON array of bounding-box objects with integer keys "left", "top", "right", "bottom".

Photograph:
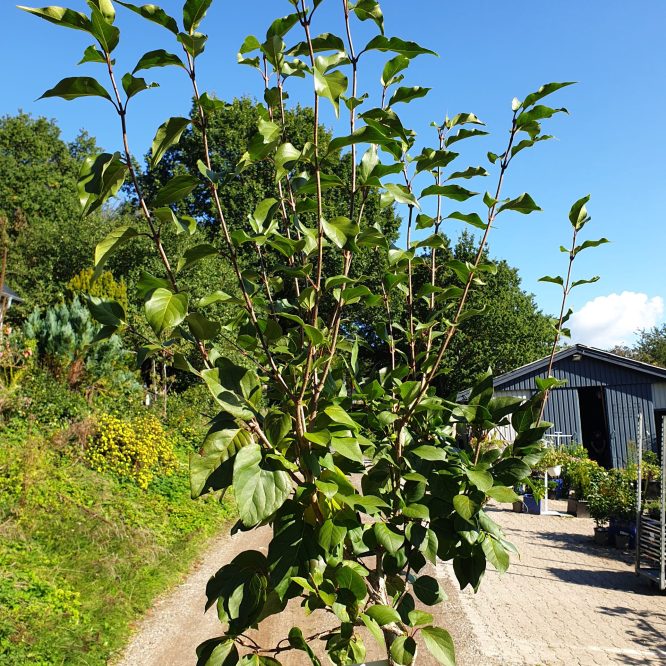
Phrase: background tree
[
  {"left": 612, "top": 324, "right": 666, "bottom": 368},
  {"left": 0, "top": 113, "right": 110, "bottom": 309},
  {"left": 432, "top": 232, "right": 553, "bottom": 395}
]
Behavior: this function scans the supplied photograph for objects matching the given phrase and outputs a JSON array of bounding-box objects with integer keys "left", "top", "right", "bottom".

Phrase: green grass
[{"left": 0, "top": 419, "right": 232, "bottom": 665}]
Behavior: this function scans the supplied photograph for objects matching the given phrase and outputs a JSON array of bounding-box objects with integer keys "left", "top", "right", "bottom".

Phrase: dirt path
[{"left": 113, "top": 525, "right": 484, "bottom": 665}]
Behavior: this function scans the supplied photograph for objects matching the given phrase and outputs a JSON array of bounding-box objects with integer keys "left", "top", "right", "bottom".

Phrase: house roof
[
  {"left": 495, "top": 343, "right": 666, "bottom": 387},
  {"left": 0, "top": 285, "right": 22, "bottom": 302},
  {"left": 458, "top": 344, "right": 666, "bottom": 400}
]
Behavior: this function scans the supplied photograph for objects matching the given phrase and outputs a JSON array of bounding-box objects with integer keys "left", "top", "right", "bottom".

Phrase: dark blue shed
[{"left": 489, "top": 344, "right": 666, "bottom": 468}]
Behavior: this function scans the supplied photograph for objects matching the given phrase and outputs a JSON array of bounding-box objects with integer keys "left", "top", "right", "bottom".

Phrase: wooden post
[
  {"left": 659, "top": 416, "right": 666, "bottom": 590},
  {"left": 635, "top": 412, "right": 642, "bottom": 576}
]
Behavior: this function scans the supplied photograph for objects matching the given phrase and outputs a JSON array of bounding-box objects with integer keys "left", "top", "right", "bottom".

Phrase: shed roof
[
  {"left": 494, "top": 343, "right": 666, "bottom": 387},
  {"left": 458, "top": 344, "right": 666, "bottom": 401},
  {"left": 0, "top": 285, "right": 22, "bottom": 302}
]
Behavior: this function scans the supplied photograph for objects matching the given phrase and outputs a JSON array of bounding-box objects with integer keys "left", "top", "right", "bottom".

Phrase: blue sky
[{"left": 2, "top": 1, "right": 665, "bottom": 347}]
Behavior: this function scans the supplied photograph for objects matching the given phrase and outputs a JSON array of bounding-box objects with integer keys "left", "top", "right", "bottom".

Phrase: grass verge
[{"left": 0, "top": 419, "right": 232, "bottom": 665}]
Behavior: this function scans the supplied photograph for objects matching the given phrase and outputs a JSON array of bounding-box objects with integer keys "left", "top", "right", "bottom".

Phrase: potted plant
[
  {"left": 587, "top": 480, "right": 612, "bottom": 545},
  {"left": 564, "top": 456, "right": 604, "bottom": 518},
  {"left": 605, "top": 469, "right": 636, "bottom": 548},
  {"left": 522, "top": 477, "right": 546, "bottom": 515}
]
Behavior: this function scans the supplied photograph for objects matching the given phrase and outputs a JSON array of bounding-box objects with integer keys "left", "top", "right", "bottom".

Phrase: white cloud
[{"left": 568, "top": 291, "right": 664, "bottom": 348}]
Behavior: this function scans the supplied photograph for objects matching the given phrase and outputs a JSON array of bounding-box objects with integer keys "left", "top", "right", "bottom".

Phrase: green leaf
[
  {"left": 365, "top": 604, "right": 401, "bottom": 626},
  {"left": 40, "top": 76, "right": 113, "bottom": 103},
  {"left": 516, "top": 105, "right": 568, "bottom": 128},
  {"left": 413, "top": 575, "right": 446, "bottom": 606},
  {"left": 408, "top": 610, "right": 433, "bottom": 627},
  {"left": 89, "top": 6, "right": 119, "bottom": 52},
  {"left": 314, "top": 66, "right": 348, "bottom": 117},
  {"left": 448, "top": 166, "right": 488, "bottom": 180},
  {"left": 322, "top": 216, "right": 359, "bottom": 249},
  {"left": 446, "top": 211, "right": 487, "bottom": 230},
  {"left": 328, "top": 125, "right": 396, "bottom": 154},
  {"left": 145, "top": 287, "right": 188, "bottom": 335},
  {"left": 360, "top": 613, "right": 386, "bottom": 651},
  {"left": 538, "top": 275, "right": 564, "bottom": 287},
  {"left": 353, "top": 0, "right": 384, "bottom": 34},
  {"left": 149, "top": 116, "right": 190, "bottom": 167},
  {"left": 420, "top": 184, "right": 478, "bottom": 201},
  {"left": 453, "top": 494, "right": 478, "bottom": 522},
  {"left": 364, "top": 35, "right": 436, "bottom": 58},
  {"left": 381, "top": 54, "right": 409, "bottom": 87},
  {"left": 522, "top": 81, "right": 575, "bottom": 109},
  {"left": 421, "top": 626, "right": 455, "bottom": 666},
  {"left": 388, "top": 86, "right": 430, "bottom": 106},
  {"left": 153, "top": 174, "right": 199, "bottom": 206},
  {"left": 373, "top": 523, "right": 404, "bottom": 555},
  {"left": 569, "top": 194, "right": 591, "bottom": 230},
  {"left": 497, "top": 193, "right": 541, "bottom": 214},
  {"left": 385, "top": 183, "right": 419, "bottom": 207},
  {"left": 482, "top": 535, "right": 510, "bottom": 574},
  {"left": 409, "top": 445, "right": 447, "bottom": 461},
  {"left": 186, "top": 313, "right": 220, "bottom": 340},
  {"left": 86, "top": 297, "right": 125, "bottom": 327},
  {"left": 571, "top": 276, "right": 600, "bottom": 289},
  {"left": 178, "top": 31, "right": 208, "bottom": 57},
  {"left": 574, "top": 237, "right": 608, "bottom": 256},
  {"left": 117, "top": 1, "right": 179, "bottom": 34},
  {"left": 465, "top": 469, "right": 494, "bottom": 492},
  {"left": 330, "top": 437, "right": 364, "bottom": 463},
  {"left": 318, "top": 519, "right": 346, "bottom": 552},
  {"left": 233, "top": 443, "right": 291, "bottom": 527},
  {"left": 390, "top": 636, "right": 416, "bottom": 665},
  {"left": 177, "top": 243, "right": 217, "bottom": 272},
  {"left": 288, "top": 627, "right": 322, "bottom": 666},
  {"left": 134, "top": 49, "right": 185, "bottom": 73},
  {"left": 183, "top": 0, "right": 212, "bottom": 33},
  {"left": 195, "top": 637, "right": 239, "bottom": 666},
  {"left": 486, "top": 486, "right": 519, "bottom": 503},
  {"left": 334, "top": 565, "right": 367, "bottom": 601},
  {"left": 324, "top": 405, "right": 359, "bottom": 431},
  {"left": 121, "top": 73, "right": 158, "bottom": 100},
  {"left": 78, "top": 44, "right": 106, "bottom": 64},
  {"left": 190, "top": 427, "right": 252, "bottom": 498},
  {"left": 78, "top": 151, "right": 128, "bottom": 216},
  {"left": 94, "top": 225, "right": 139, "bottom": 270},
  {"left": 274, "top": 143, "right": 301, "bottom": 181},
  {"left": 19, "top": 5, "right": 92, "bottom": 32}
]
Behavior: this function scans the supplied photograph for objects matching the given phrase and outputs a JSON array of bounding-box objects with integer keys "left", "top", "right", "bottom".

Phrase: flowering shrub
[
  {"left": 87, "top": 414, "right": 177, "bottom": 489},
  {"left": 0, "top": 325, "right": 34, "bottom": 389}
]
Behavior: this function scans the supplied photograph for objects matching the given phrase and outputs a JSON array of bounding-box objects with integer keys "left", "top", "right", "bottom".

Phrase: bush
[
  {"left": 587, "top": 469, "right": 635, "bottom": 527},
  {"left": 86, "top": 414, "right": 177, "bottom": 489},
  {"left": 563, "top": 456, "right": 605, "bottom": 500},
  {"left": 23, "top": 296, "right": 140, "bottom": 392},
  {"left": 0, "top": 324, "right": 34, "bottom": 389},
  {"left": 66, "top": 267, "right": 128, "bottom": 312},
  {"left": 4, "top": 369, "right": 90, "bottom": 428}
]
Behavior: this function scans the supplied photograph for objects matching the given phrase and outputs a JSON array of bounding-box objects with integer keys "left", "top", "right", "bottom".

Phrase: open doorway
[{"left": 578, "top": 387, "right": 612, "bottom": 468}]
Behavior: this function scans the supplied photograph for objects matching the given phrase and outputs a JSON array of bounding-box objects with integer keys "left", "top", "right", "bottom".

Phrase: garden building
[{"left": 481, "top": 344, "right": 666, "bottom": 469}]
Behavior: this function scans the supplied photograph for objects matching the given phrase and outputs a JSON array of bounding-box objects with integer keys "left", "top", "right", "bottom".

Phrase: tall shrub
[{"left": 22, "top": 1, "right": 586, "bottom": 663}]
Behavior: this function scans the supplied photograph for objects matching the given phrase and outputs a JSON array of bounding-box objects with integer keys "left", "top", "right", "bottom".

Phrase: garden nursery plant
[{"left": 20, "top": 0, "right": 592, "bottom": 663}]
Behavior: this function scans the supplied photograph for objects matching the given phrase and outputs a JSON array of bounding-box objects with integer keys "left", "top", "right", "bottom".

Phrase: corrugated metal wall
[
  {"left": 605, "top": 383, "right": 655, "bottom": 466},
  {"left": 495, "top": 355, "right": 658, "bottom": 466},
  {"left": 653, "top": 383, "right": 666, "bottom": 409}
]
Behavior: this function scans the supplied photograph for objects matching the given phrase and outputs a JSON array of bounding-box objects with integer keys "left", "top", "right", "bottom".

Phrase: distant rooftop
[{"left": 1, "top": 284, "right": 22, "bottom": 302}]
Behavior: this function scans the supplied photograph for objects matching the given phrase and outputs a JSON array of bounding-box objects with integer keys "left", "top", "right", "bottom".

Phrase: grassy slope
[{"left": 0, "top": 420, "right": 232, "bottom": 665}]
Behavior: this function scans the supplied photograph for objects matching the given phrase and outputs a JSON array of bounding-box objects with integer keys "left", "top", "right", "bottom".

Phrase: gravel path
[
  {"left": 112, "top": 524, "right": 484, "bottom": 665},
  {"left": 113, "top": 499, "right": 666, "bottom": 666}
]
